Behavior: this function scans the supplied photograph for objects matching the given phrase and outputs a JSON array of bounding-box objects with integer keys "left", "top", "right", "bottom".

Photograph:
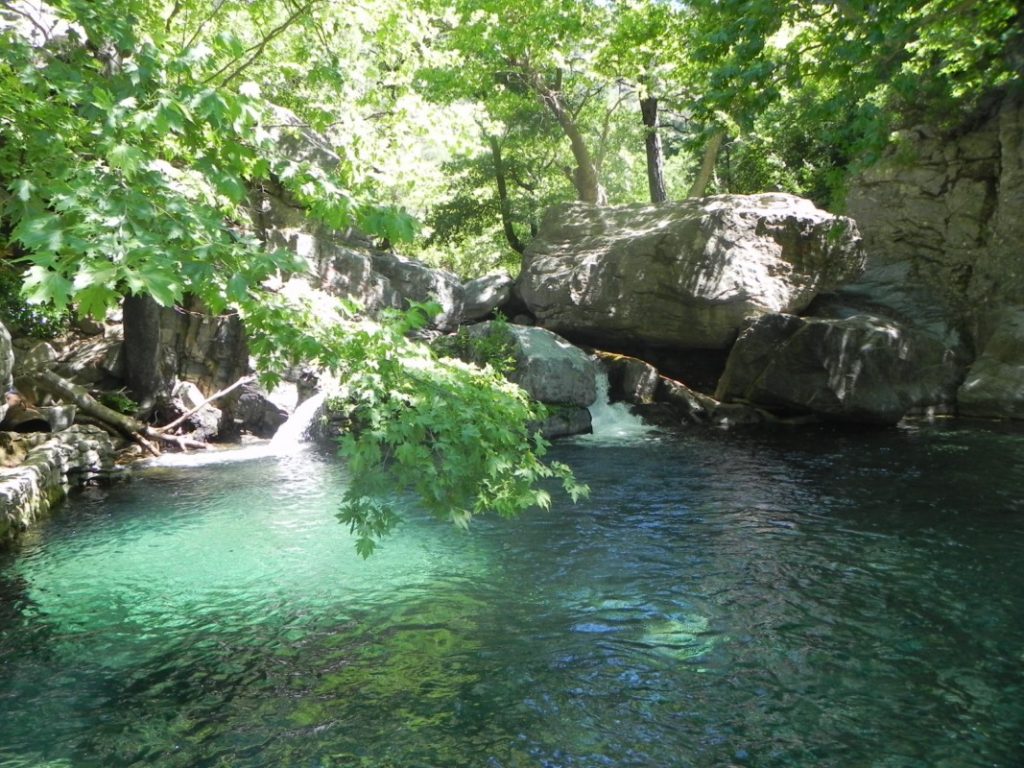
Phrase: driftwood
[
  {"left": 25, "top": 369, "right": 253, "bottom": 455},
  {"left": 153, "top": 375, "right": 254, "bottom": 435}
]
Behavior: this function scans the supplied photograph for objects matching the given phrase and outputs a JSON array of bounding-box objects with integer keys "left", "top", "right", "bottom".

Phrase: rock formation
[
  {"left": 462, "top": 322, "right": 598, "bottom": 439},
  {"left": 845, "top": 88, "right": 1024, "bottom": 420},
  {"left": 716, "top": 313, "right": 961, "bottom": 424},
  {"left": 517, "top": 193, "right": 865, "bottom": 350}
]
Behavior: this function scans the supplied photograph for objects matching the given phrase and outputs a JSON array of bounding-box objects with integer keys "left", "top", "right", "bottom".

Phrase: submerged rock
[{"left": 517, "top": 193, "right": 864, "bottom": 351}]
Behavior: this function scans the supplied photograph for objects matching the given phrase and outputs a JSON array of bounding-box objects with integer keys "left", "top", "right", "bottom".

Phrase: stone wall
[{"left": 0, "top": 425, "right": 123, "bottom": 542}]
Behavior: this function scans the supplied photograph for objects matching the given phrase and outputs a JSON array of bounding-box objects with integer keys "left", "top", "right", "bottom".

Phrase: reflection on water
[{"left": 1, "top": 424, "right": 1023, "bottom": 767}]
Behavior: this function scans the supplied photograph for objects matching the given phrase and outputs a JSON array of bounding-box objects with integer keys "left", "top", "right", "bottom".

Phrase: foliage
[
  {"left": 0, "top": 261, "right": 70, "bottom": 338},
  {"left": 431, "top": 313, "right": 517, "bottom": 375},
  {"left": 0, "top": 0, "right": 585, "bottom": 554},
  {"left": 0, "top": 0, "right": 1016, "bottom": 551},
  {"left": 268, "top": 300, "right": 586, "bottom": 557},
  {"left": 682, "top": 0, "right": 1022, "bottom": 206},
  {"left": 98, "top": 388, "right": 139, "bottom": 415}
]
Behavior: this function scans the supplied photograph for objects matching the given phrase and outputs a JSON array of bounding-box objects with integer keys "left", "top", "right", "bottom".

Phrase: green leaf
[
  {"left": 227, "top": 273, "right": 249, "bottom": 302},
  {"left": 126, "top": 266, "right": 180, "bottom": 307},
  {"left": 74, "top": 283, "right": 120, "bottom": 318},
  {"left": 107, "top": 143, "right": 145, "bottom": 174},
  {"left": 12, "top": 213, "right": 63, "bottom": 252},
  {"left": 10, "top": 179, "right": 34, "bottom": 202},
  {"left": 22, "top": 266, "right": 72, "bottom": 310},
  {"left": 72, "top": 261, "right": 118, "bottom": 290}
]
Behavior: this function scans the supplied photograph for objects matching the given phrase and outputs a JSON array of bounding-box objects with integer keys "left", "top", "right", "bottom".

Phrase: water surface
[{"left": 1, "top": 423, "right": 1022, "bottom": 767}]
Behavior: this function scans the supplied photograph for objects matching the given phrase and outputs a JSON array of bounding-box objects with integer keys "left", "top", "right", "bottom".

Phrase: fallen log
[{"left": 22, "top": 369, "right": 232, "bottom": 455}]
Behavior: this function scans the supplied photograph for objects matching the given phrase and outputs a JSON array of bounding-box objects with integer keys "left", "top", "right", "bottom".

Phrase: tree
[
  {"left": 680, "top": 0, "right": 1022, "bottom": 205},
  {"left": 417, "top": 0, "right": 621, "bottom": 205},
  {"left": 0, "top": 0, "right": 585, "bottom": 554}
]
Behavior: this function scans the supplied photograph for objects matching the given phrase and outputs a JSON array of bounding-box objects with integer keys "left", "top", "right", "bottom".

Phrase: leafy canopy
[{"left": 0, "top": 0, "right": 584, "bottom": 553}]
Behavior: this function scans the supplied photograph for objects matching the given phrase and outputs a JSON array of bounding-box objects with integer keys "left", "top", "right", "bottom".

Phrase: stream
[{"left": 0, "top": 406, "right": 1023, "bottom": 767}]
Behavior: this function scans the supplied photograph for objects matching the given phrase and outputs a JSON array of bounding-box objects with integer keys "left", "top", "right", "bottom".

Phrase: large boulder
[
  {"left": 716, "top": 313, "right": 961, "bottom": 425},
  {"left": 369, "top": 251, "right": 464, "bottom": 332},
  {"left": 463, "top": 322, "right": 597, "bottom": 438},
  {"left": 466, "top": 323, "right": 597, "bottom": 408},
  {"left": 957, "top": 308, "right": 1024, "bottom": 419},
  {"left": 517, "top": 193, "right": 864, "bottom": 351},
  {"left": 254, "top": 189, "right": 466, "bottom": 330}
]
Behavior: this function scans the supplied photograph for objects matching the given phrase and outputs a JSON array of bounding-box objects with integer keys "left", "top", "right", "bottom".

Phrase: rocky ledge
[{"left": 0, "top": 425, "right": 123, "bottom": 542}]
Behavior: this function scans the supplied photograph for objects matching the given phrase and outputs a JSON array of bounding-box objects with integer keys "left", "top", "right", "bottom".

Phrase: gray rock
[
  {"left": 812, "top": 262, "right": 969, "bottom": 358},
  {"left": 317, "top": 238, "right": 401, "bottom": 316},
  {"left": 461, "top": 272, "right": 514, "bottom": 323},
  {"left": 229, "top": 383, "right": 290, "bottom": 438},
  {"left": 38, "top": 405, "right": 76, "bottom": 432},
  {"left": 265, "top": 104, "right": 343, "bottom": 174},
  {"left": 716, "top": 313, "right": 961, "bottom": 424},
  {"left": 0, "top": 425, "right": 123, "bottom": 543},
  {"left": 957, "top": 308, "right": 1024, "bottom": 419},
  {"left": 369, "top": 251, "right": 465, "bottom": 332},
  {"left": 171, "top": 380, "right": 221, "bottom": 440},
  {"left": 517, "top": 193, "right": 864, "bottom": 350},
  {"left": 846, "top": 90, "right": 1024, "bottom": 419},
  {"left": 122, "top": 294, "right": 249, "bottom": 421},
  {"left": 656, "top": 377, "right": 716, "bottom": 424},
  {"left": 13, "top": 341, "right": 57, "bottom": 377},
  {"left": 467, "top": 323, "right": 597, "bottom": 409},
  {"left": 538, "top": 406, "right": 593, "bottom": 440},
  {"left": 255, "top": 189, "right": 467, "bottom": 332},
  {"left": 597, "top": 353, "right": 660, "bottom": 404}
]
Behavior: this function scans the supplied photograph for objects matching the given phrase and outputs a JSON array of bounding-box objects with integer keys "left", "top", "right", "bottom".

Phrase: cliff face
[{"left": 845, "top": 89, "right": 1024, "bottom": 418}]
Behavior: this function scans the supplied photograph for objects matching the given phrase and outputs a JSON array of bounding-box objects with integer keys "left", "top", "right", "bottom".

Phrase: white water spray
[
  {"left": 582, "top": 369, "right": 655, "bottom": 442},
  {"left": 148, "top": 390, "right": 327, "bottom": 468},
  {"left": 268, "top": 390, "right": 327, "bottom": 455}
]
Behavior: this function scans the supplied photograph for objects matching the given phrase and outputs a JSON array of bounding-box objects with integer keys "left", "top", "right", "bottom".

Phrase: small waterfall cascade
[
  {"left": 148, "top": 390, "right": 327, "bottom": 468},
  {"left": 268, "top": 390, "right": 327, "bottom": 455},
  {"left": 584, "top": 369, "right": 655, "bottom": 441}
]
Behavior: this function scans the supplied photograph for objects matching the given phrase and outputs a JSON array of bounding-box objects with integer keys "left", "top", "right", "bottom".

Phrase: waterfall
[
  {"left": 147, "top": 390, "right": 326, "bottom": 468},
  {"left": 268, "top": 390, "right": 327, "bottom": 455},
  {"left": 583, "top": 369, "right": 655, "bottom": 442}
]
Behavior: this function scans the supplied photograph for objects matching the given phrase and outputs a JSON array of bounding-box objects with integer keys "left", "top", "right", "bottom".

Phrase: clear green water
[{"left": 1, "top": 424, "right": 1023, "bottom": 767}]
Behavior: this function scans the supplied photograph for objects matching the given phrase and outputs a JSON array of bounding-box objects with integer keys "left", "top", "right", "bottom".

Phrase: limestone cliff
[{"left": 846, "top": 88, "right": 1024, "bottom": 418}]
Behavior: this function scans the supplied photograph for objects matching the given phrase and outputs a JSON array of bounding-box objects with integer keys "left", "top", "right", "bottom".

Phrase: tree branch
[
  {"left": 1, "top": 2, "right": 53, "bottom": 43},
  {"left": 154, "top": 375, "right": 254, "bottom": 434},
  {"left": 181, "top": 0, "right": 230, "bottom": 52},
  {"left": 204, "top": 0, "right": 319, "bottom": 87}
]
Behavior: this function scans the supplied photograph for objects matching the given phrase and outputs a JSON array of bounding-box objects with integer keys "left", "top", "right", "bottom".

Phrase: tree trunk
[
  {"left": 24, "top": 368, "right": 243, "bottom": 454},
  {"left": 513, "top": 58, "right": 607, "bottom": 205},
  {"left": 487, "top": 135, "right": 525, "bottom": 254},
  {"left": 639, "top": 94, "right": 668, "bottom": 203},
  {"left": 122, "top": 294, "right": 175, "bottom": 416},
  {"left": 688, "top": 128, "right": 726, "bottom": 199},
  {"left": 551, "top": 103, "right": 606, "bottom": 204}
]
